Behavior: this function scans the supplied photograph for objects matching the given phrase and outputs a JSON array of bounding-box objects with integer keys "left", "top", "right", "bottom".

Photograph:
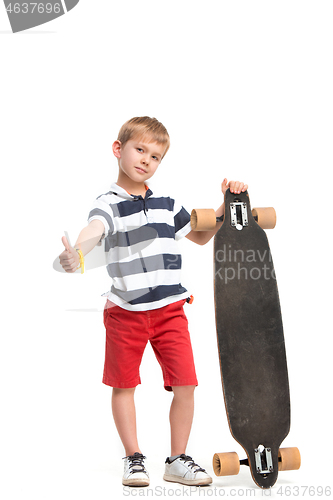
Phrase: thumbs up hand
[{"left": 59, "top": 236, "right": 80, "bottom": 273}]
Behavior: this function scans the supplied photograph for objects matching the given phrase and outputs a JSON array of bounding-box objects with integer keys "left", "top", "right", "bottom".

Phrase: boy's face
[{"left": 113, "top": 138, "right": 166, "bottom": 184}]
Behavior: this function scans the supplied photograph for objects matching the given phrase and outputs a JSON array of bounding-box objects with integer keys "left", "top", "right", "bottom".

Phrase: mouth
[{"left": 135, "top": 167, "right": 147, "bottom": 174}]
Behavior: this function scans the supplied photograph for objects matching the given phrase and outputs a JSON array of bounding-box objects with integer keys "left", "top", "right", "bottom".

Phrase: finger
[
  {"left": 242, "top": 183, "right": 248, "bottom": 192},
  {"left": 59, "top": 252, "right": 73, "bottom": 263},
  {"left": 59, "top": 250, "right": 67, "bottom": 261},
  {"left": 62, "top": 236, "right": 71, "bottom": 252},
  {"left": 234, "top": 181, "right": 241, "bottom": 194},
  {"left": 231, "top": 181, "right": 244, "bottom": 194},
  {"left": 65, "top": 267, "right": 76, "bottom": 273},
  {"left": 63, "top": 262, "right": 77, "bottom": 272}
]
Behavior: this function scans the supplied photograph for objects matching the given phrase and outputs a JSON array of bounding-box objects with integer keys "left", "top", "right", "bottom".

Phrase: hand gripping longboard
[{"left": 191, "top": 189, "right": 300, "bottom": 489}]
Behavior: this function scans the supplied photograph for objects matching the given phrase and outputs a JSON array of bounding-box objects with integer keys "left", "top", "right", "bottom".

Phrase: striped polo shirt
[{"left": 88, "top": 183, "right": 192, "bottom": 311}]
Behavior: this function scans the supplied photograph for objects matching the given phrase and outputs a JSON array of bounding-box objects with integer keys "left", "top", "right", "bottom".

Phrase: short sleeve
[
  {"left": 173, "top": 200, "right": 192, "bottom": 240},
  {"left": 88, "top": 195, "right": 114, "bottom": 239}
]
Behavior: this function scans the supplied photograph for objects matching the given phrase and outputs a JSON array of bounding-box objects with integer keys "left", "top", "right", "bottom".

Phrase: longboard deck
[{"left": 214, "top": 190, "right": 290, "bottom": 488}]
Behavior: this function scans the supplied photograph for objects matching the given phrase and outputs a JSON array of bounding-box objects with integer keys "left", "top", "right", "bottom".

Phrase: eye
[
  {"left": 136, "top": 148, "right": 144, "bottom": 153},
  {"left": 152, "top": 156, "right": 159, "bottom": 161}
]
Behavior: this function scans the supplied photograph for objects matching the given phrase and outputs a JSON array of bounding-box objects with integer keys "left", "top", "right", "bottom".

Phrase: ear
[{"left": 112, "top": 140, "right": 122, "bottom": 159}]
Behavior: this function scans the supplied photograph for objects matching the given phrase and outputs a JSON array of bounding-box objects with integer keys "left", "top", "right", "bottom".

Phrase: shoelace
[
  {"left": 179, "top": 454, "right": 206, "bottom": 472},
  {"left": 123, "top": 452, "right": 147, "bottom": 474}
]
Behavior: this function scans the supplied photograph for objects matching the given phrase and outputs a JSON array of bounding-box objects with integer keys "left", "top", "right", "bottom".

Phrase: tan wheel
[
  {"left": 252, "top": 207, "right": 276, "bottom": 229},
  {"left": 191, "top": 208, "right": 216, "bottom": 231},
  {"left": 213, "top": 452, "right": 240, "bottom": 476},
  {"left": 278, "top": 447, "right": 301, "bottom": 471}
]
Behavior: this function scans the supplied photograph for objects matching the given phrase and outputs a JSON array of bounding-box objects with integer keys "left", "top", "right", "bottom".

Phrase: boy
[{"left": 59, "top": 116, "right": 247, "bottom": 487}]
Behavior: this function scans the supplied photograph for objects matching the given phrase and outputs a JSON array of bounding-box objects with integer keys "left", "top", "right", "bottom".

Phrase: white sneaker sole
[
  {"left": 163, "top": 473, "right": 212, "bottom": 486},
  {"left": 123, "top": 476, "right": 150, "bottom": 487}
]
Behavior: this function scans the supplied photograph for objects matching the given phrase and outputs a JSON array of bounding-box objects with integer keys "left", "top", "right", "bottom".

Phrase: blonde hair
[{"left": 117, "top": 116, "right": 170, "bottom": 159}]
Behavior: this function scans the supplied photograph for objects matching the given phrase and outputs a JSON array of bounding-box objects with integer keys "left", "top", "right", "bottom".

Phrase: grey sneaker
[
  {"left": 163, "top": 454, "right": 212, "bottom": 486},
  {"left": 122, "top": 452, "right": 150, "bottom": 486}
]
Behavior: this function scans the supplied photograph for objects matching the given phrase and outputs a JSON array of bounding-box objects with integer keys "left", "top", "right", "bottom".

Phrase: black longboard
[{"left": 213, "top": 189, "right": 294, "bottom": 489}]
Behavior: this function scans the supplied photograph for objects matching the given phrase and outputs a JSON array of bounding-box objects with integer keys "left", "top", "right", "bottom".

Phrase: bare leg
[
  {"left": 169, "top": 386, "right": 195, "bottom": 456},
  {"left": 112, "top": 387, "right": 141, "bottom": 456}
]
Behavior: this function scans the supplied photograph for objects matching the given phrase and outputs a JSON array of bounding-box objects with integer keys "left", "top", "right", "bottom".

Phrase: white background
[{"left": 1, "top": 1, "right": 332, "bottom": 498}]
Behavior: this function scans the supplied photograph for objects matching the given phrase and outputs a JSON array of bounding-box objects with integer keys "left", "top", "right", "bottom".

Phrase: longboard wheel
[
  {"left": 213, "top": 452, "right": 240, "bottom": 476},
  {"left": 278, "top": 447, "right": 301, "bottom": 471},
  {"left": 252, "top": 207, "right": 276, "bottom": 229},
  {"left": 191, "top": 209, "right": 216, "bottom": 231}
]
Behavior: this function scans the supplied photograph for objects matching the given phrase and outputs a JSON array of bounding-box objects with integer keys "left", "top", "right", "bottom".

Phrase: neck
[{"left": 117, "top": 172, "right": 147, "bottom": 197}]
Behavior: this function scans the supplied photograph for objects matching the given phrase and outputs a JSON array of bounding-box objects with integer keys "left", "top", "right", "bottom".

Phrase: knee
[
  {"left": 112, "top": 387, "right": 136, "bottom": 398},
  {"left": 172, "top": 385, "right": 196, "bottom": 399}
]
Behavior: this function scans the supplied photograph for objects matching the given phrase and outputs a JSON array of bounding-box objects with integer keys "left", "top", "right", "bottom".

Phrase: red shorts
[{"left": 102, "top": 299, "right": 198, "bottom": 391}]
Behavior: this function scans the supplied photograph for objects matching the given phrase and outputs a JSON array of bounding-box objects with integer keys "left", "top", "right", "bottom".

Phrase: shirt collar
[{"left": 110, "top": 182, "right": 153, "bottom": 200}]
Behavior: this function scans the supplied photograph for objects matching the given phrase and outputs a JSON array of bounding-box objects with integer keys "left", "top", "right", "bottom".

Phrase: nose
[{"left": 141, "top": 155, "right": 149, "bottom": 165}]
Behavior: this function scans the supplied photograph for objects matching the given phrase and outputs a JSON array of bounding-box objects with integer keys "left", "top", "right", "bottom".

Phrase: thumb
[
  {"left": 222, "top": 178, "right": 228, "bottom": 194},
  {"left": 62, "top": 236, "right": 71, "bottom": 253}
]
